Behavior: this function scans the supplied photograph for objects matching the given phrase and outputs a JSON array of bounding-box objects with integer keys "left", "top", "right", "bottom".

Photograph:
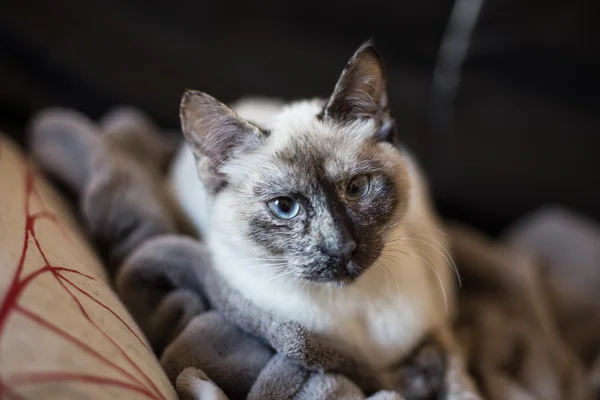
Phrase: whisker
[
  {"left": 401, "top": 219, "right": 447, "bottom": 236},
  {"left": 378, "top": 262, "right": 403, "bottom": 309},
  {"left": 244, "top": 266, "right": 288, "bottom": 276},
  {"left": 377, "top": 262, "right": 392, "bottom": 293},
  {"left": 401, "top": 248, "right": 448, "bottom": 314},
  {"left": 378, "top": 254, "right": 400, "bottom": 268},
  {"left": 378, "top": 222, "right": 398, "bottom": 235},
  {"left": 380, "top": 248, "right": 409, "bottom": 258},
  {"left": 240, "top": 258, "right": 286, "bottom": 261},
  {"left": 259, "top": 270, "right": 295, "bottom": 284},
  {"left": 385, "top": 235, "right": 461, "bottom": 288},
  {"left": 408, "top": 233, "right": 462, "bottom": 287}
]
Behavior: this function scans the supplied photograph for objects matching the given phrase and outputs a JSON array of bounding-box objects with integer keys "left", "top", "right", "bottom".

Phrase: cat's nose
[{"left": 325, "top": 240, "right": 357, "bottom": 265}]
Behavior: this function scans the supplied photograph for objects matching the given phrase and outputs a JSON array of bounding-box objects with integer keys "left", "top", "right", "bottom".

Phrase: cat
[{"left": 169, "top": 41, "right": 456, "bottom": 389}]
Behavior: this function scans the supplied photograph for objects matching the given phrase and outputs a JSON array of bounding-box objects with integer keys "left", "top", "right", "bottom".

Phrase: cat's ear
[
  {"left": 322, "top": 40, "right": 389, "bottom": 124},
  {"left": 180, "top": 90, "right": 265, "bottom": 190}
]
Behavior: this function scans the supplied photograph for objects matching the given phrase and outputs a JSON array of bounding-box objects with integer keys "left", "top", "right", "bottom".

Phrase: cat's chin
[
  {"left": 300, "top": 260, "right": 369, "bottom": 288},
  {"left": 316, "top": 277, "right": 358, "bottom": 290}
]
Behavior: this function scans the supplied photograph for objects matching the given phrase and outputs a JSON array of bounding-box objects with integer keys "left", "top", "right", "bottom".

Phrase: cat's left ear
[
  {"left": 180, "top": 90, "right": 266, "bottom": 191},
  {"left": 321, "top": 40, "right": 392, "bottom": 138}
]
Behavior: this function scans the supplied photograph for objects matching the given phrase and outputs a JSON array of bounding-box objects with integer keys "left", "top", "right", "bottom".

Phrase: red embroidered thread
[{"left": 0, "top": 145, "right": 167, "bottom": 400}]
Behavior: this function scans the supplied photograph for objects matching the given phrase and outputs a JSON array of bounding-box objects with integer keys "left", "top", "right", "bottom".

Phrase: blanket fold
[{"left": 29, "top": 107, "right": 180, "bottom": 270}]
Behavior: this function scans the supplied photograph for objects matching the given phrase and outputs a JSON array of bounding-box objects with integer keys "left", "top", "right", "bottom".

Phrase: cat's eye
[
  {"left": 346, "top": 175, "right": 371, "bottom": 201},
  {"left": 267, "top": 197, "right": 300, "bottom": 219}
]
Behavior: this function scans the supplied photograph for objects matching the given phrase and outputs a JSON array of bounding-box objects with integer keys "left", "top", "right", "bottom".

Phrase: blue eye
[
  {"left": 346, "top": 174, "right": 371, "bottom": 201},
  {"left": 267, "top": 197, "right": 300, "bottom": 219}
]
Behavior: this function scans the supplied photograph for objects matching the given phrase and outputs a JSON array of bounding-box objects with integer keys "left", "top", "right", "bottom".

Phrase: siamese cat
[{"left": 169, "top": 41, "right": 456, "bottom": 389}]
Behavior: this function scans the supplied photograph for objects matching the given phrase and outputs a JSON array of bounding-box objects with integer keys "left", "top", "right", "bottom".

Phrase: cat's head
[{"left": 180, "top": 41, "right": 411, "bottom": 285}]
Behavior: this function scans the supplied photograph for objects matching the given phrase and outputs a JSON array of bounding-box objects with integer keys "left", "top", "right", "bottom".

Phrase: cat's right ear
[{"left": 180, "top": 90, "right": 265, "bottom": 191}]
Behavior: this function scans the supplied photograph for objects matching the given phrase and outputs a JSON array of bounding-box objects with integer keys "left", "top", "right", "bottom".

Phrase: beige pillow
[{"left": 0, "top": 135, "right": 176, "bottom": 399}]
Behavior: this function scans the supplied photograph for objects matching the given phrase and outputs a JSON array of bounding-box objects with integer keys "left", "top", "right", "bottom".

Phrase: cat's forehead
[
  {"left": 271, "top": 132, "right": 385, "bottom": 180},
  {"left": 239, "top": 101, "right": 396, "bottom": 196},
  {"left": 266, "top": 100, "right": 382, "bottom": 172},
  {"left": 267, "top": 100, "right": 377, "bottom": 146}
]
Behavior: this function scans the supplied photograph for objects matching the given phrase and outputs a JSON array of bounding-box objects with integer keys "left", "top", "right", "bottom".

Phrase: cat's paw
[
  {"left": 270, "top": 321, "right": 316, "bottom": 366},
  {"left": 269, "top": 321, "right": 343, "bottom": 371},
  {"left": 388, "top": 339, "right": 446, "bottom": 400}
]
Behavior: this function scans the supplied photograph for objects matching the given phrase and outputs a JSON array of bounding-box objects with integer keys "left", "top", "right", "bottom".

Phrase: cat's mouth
[{"left": 300, "top": 259, "right": 369, "bottom": 285}]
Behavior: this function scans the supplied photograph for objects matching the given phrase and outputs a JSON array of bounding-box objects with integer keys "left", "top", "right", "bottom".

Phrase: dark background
[{"left": 1, "top": 0, "right": 599, "bottom": 234}]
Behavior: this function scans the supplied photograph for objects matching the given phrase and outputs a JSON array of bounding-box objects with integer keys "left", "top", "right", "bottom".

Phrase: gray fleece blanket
[{"left": 28, "top": 106, "right": 600, "bottom": 400}]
